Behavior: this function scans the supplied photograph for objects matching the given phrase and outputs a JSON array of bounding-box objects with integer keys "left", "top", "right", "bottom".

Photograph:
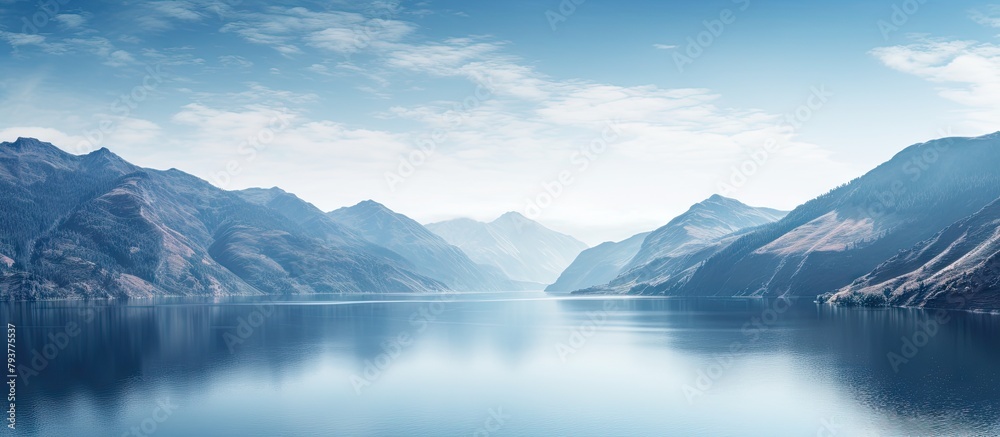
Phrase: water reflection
[{"left": 2, "top": 294, "right": 999, "bottom": 436}]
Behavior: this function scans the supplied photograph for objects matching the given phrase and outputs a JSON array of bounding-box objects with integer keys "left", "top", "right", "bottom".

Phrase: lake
[{"left": 3, "top": 292, "right": 1000, "bottom": 436}]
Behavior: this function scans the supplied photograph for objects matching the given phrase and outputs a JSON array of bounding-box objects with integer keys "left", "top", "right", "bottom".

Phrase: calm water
[{"left": 3, "top": 292, "right": 1000, "bottom": 436}]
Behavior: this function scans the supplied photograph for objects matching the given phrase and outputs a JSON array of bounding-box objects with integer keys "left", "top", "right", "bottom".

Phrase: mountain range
[
  {"left": 2, "top": 132, "right": 1000, "bottom": 310},
  {"left": 426, "top": 213, "right": 589, "bottom": 286},
  {"left": 565, "top": 132, "right": 1000, "bottom": 311},
  {"left": 554, "top": 195, "right": 787, "bottom": 293},
  {"left": 326, "top": 200, "right": 525, "bottom": 291}
]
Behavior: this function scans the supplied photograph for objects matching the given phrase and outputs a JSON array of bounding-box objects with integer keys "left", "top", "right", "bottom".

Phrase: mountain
[
  {"left": 0, "top": 138, "right": 444, "bottom": 300},
  {"left": 663, "top": 132, "right": 1000, "bottom": 303},
  {"left": 426, "top": 212, "right": 589, "bottom": 285},
  {"left": 571, "top": 196, "right": 787, "bottom": 294},
  {"left": 326, "top": 200, "right": 518, "bottom": 291},
  {"left": 626, "top": 195, "right": 787, "bottom": 271},
  {"left": 545, "top": 232, "right": 649, "bottom": 292},
  {"left": 826, "top": 196, "right": 1000, "bottom": 310}
]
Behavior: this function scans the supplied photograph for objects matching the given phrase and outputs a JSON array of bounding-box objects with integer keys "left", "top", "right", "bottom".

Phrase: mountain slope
[
  {"left": 327, "top": 201, "right": 516, "bottom": 291},
  {"left": 626, "top": 195, "right": 787, "bottom": 271},
  {"left": 426, "top": 212, "right": 588, "bottom": 285},
  {"left": 574, "top": 196, "right": 786, "bottom": 294},
  {"left": 545, "top": 232, "right": 650, "bottom": 292},
  {"left": 827, "top": 196, "right": 1000, "bottom": 310},
  {"left": 670, "top": 132, "right": 1000, "bottom": 300},
  {"left": 0, "top": 138, "right": 444, "bottom": 299}
]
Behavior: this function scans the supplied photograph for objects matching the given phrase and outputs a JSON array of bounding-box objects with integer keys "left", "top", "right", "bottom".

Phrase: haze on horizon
[{"left": 0, "top": 0, "right": 998, "bottom": 245}]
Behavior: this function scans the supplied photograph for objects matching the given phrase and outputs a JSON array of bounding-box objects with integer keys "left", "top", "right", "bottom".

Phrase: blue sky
[{"left": 0, "top": 0, "right": 998, "bottom": 244}]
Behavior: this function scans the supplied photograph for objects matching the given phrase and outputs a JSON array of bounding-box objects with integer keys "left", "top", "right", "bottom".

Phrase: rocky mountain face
[
  {"left": 827, "top": 196, "right": 1000, "bottom": 310},
  {"left": 624, "top": 195, "right": 787, "bottom": 271},
  {"left": 572, "top": 196, "right": 787, "bottom": 295},
  {"left": 663, "top": 133, "right": 1000, "bottom": 308},
  {"left": 327, "top": 200, "right": 519, "bottom": 291},
  {"left": 0, "top": 138, "right": 444, "bottom": 300},
  {"left": 426, "top": 212, "right": 589, "bottom": 286}
]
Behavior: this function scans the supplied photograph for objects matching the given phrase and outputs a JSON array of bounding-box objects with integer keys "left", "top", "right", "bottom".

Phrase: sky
[{"left": 0, "top": 0, "right": 998, "bottom": 245}]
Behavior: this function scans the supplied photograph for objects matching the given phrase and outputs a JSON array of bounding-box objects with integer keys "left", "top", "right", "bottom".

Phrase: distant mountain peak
[
  {"left": 686, "top": 195, "right": 746, "bottom": 215},
  {"left": 83, "top": 146, "right": 121, "bottom": 160},
  {"left": 495, "top": 211, "right": 530, "bottom": 223},
  {"left": 12, "top": 137, "right": 45, "bottom": 147},
  {"left": 427, "top": 213, "right": 588, "bottom": 284},
  {"left": 238, "top": 186, "right": 296, "bottom": 205},
  {"left": 352, "top": 200, "right": 394, "bottom": 213},
  {"left": 4, "top": 137, "right": 64, "bottom": 155}
]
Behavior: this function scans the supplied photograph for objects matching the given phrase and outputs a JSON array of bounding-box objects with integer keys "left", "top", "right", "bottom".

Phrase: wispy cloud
[
  {"left": 220, "top": 6, "right": 415, "bottom": 56},
  {"left": 219, "top": 55, "right": 253, "bottom": 69},
  {"left": 0, "top": 31, "right": 66, "bottom": 53},
  {"left": 133, "top": 0, "right": 209, "bottom": 31},
  {"left": 970, "top": 6, "right": 1000, "bottom": 28},
  {"left": 54, "top": 14, "right": 87, "bottom": 29},
  {"left": 65, "top": 37, "right": 137, "bottom": 67},
  {"left": 871, "top": 37, "right": 1000, "bottom": 132},
  {"left": 0, "top": 2, "right": 861, "bottom": 242}
]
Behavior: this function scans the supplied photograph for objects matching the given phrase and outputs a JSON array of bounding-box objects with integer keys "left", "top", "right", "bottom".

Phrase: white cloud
[
  {"left": 350, "top": 36, "right": 853, "bottom": 241},
  {"left": 970, "top": 6, "right": 1000, "bottom": 28},
  {"left": 151, "top": 1, "right": 204, "bottom": 21},
  {"left": 219, "top": 55, "right": 254, "bottom": 69},
  {"left": 133, "top": 1, "right": 209, "bottom": 31},
  {"left": 871, "top": 38, "right": 1000, "bottom": 132},
  {"left": 0, "top": 31, "right": 65, "bottom": 53},
  {"left": 54, "top": 14, "right": 87, "bottom": 29},
  {"left": 65, "top": 37, "right": 137, "bottom": 67},
  {"left": 653, "top": 44, "right": 678, "bottom": 50},
  {"left": 0, "top": 4, "right": 863, "bottom": 243},
  {"left": 105, "top": 50, "right": 136, "bottom": 67},
  {"left": 220, "top": 6, "right": 415, "bottom": 56},
  {"left": 306, "top": 64, "right": 330, "bottom": 75}
]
